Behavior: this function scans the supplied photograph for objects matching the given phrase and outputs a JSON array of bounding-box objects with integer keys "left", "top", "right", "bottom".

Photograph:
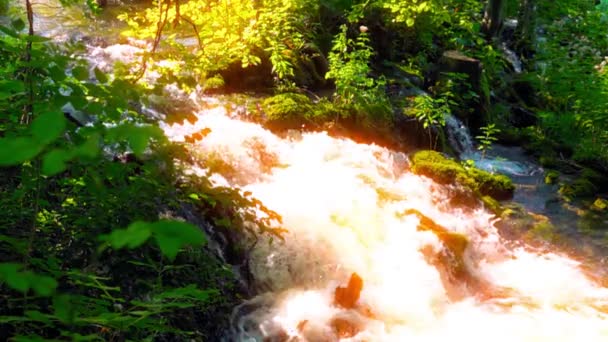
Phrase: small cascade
[
  {"left": 500, "top": 42, "right": 524, "bottom": 74},
  {"left": 161, "top": 105, "right": 608, "bottom": 342},
  {"left": 444, "top": 115, "right": 540, "bottom": 177},
  {"left": 444, "top": 114, "right": 475, "bottom": 157}
]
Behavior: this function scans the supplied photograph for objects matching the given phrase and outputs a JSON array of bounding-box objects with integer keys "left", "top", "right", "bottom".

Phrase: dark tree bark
[
  {"left": 482, "top": 0, "right": 505, "bottom": 38},
  {"left": 514, "top": 0, "right": 536, "bottom": 58}
]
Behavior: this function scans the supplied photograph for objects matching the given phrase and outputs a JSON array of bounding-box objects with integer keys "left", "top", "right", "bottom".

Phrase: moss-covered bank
[{"left": 409, "top": 150, "right": 515, "bottom": 201}]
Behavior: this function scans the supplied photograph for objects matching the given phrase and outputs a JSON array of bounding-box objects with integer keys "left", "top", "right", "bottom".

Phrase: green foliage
[
  {"left": 476, "top": 123, "right": 500, "bottom": 159},
  {"left": 326, "top": 24, "right": 391, "bottom": 118},
  {"left": 0, "top": 7, "right": 282, "bottom": 340},
  {"left": 410, "top": 150, "right": 515, "bottom": 200},
  {"left": 119, "top": 0, "right": 315, "bottom": 87},
  {"left": 405, "top": 93, "right": 451, "bottom": 149},
  {"left": 526, "top": 0, "right": 608, "bottom": 169},
  {"left": 100, "top": 220, "right": 207, "bottom": 261}
]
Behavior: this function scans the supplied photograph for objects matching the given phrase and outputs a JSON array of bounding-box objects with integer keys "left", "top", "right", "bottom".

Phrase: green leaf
[
  {"left": 0, "top": 264, "right": 56, "bottom": 296},
  {"left": 93, "top": 67, "right": 108, "bottom": 83},
  {"left": 24, "top": 310, "right": 52, "bottom": 325},
  {"left": 42, "top": 149, "right": 71, "bottom": 176},
  {"left": 127, "top": 130, "right": 149, "bottom": 156},
  {"left": 0, "top": 80, "right": 25, "bottom": 93},
  {"left": 72, "top": 66, "right": 89, "bottom": 81},
  {"left": 76, "top": 134, "right": 101, "bottom": 159},
  {"left": 406, "top": 18, "right": 415, "bottom": 27},
  {"left": 53, "top": 294, "right": 74, "bottom": 324},
  {"left": 31, "top": 111, "right": 67, "bottom": 145},
  {"left": 151, "top": 220, "right": 206, "bottom": 261},
  {"left": 156, "top": 285, "right": 217, "bottom": 302},
  {"left": 11, "top": 18, "right": 25, "bottom": 32},
  {"left": 29, "top": 274, "right": 58, "bottom": 296},
  {"left": 100, "top": 221, "right": 152, "bottom": 250},
  {"left": 24, "top": 35, "right": 51, "bottom": 43},
  {"left": 0, "top": 137, "right": 43, "bottom": 166},
  {"left": 0, "top": 25, "right": 19, "bottom": 37}
]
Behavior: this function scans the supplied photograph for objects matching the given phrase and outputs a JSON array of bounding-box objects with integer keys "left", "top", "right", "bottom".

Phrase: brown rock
[
  {"left": 334, "top": 273, "right": 364, "bottom": 309},
  {"left": 331, "top": 318, "right": 360, "bottom": 339}
]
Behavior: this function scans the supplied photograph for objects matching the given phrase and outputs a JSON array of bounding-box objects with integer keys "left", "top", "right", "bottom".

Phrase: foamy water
[{"left": 161, "top": 102, "right": 608, "bottom": 341}]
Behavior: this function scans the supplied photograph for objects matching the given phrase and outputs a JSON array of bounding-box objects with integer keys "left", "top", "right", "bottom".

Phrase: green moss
[
  {"left": 261, "top": 93, "right": 314, "bottom": 129},
  {"left": 410, "top": 150, "right": 515, "bottom": 201},
  {"left": 559, "top": 168, "right": 606, "bottom": 200},
  {"left": 481, "top": 195, "right": 503, "bottom": 215},
  {"left": 544, "top": 170, "right": 559, "bottom": 184},
  {"left": 527, "top": 221, "right": 558, "bottom": 242}
]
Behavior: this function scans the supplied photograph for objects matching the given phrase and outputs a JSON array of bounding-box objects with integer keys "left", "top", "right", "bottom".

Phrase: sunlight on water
[{"left": 161, "top": 102, "right": 608, "bottom": 341}]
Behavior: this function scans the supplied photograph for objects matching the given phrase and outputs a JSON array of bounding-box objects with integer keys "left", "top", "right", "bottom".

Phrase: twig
[{"left": 133, "top": 0, "right": 170, "bottom": 82}]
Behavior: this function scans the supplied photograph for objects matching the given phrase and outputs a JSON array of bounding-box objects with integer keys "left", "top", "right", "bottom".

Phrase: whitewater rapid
[{"left": 161, "top": 100, "right": 608, "bottom": 342}]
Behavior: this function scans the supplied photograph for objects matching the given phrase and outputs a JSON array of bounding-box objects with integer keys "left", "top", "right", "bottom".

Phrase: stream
[{"left": 20, "top": 2, "right": 608, "bottom": 341}]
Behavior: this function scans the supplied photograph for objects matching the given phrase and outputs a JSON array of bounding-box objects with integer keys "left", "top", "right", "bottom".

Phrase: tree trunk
[
  {"left": 514, "top": 0, "right": 536, "bottom": 59},
  {"left": 482, "top": 0, "right": 504, "bottom": 38}
]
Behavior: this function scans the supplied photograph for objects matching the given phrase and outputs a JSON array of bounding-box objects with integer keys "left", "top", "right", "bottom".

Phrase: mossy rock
[
  {"left": 410, "top": 150, "right": 515, "bottom": 201},
  {"left": 400, "top": 209, "right": 469, "bottom": 282},
  {"left": 526, "top": 220, "right": 559, "bottom": 243},
  {"left": 481, "top": 195, "right": 503, "bottom": 215},
  {"left": 260, "top": 93, "right": 315, "bottom": 129},
  {"left": 497, "top": 204, "right": 561, "bottom": 244},
  {"left": 544, "top": 170, "right": 559, "bottom": 184},
  {"left": 560, "top": 179, "right": 595, "bottom": 199}
]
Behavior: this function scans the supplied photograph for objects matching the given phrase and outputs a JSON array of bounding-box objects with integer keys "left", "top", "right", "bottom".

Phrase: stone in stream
[
  {"left": 399, "top": 208, "right": 505, "bottom": 301},
  {"left": 334, "top": 272, "right": 364, "bottom": 309}
]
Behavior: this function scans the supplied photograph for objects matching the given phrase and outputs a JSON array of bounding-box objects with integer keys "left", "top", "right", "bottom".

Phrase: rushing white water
[{"left": 162, "top": 102, "right": 608, "bottom": 341}]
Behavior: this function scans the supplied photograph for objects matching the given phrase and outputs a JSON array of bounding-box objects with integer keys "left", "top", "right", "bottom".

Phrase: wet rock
[
  {"left": 330, "top": 317, "right": 360, "bottom": 339},
  {"left": 399, "top": 209, "right": 474, "bottom": 300},
  {"left": 334, "top": 273, "right": 363, "bottom": 309}
]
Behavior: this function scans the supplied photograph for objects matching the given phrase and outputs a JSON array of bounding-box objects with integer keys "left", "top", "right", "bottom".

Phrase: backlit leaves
[{"left": 100, "top": 220, "right": 207, "bottom": 261}]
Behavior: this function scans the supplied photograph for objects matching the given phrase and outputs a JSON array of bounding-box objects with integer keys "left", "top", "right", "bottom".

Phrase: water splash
[{"left": 162, "top": 103, "right": 608, "bottom": 341}]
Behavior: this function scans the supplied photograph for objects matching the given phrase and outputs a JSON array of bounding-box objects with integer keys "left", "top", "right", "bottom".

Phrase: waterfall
[
  {"left": 444, "top": 114, "right": 475, "bottom": 157},
  {"left": 161, "top": 104, "right": 608, "bottom": 341}
]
